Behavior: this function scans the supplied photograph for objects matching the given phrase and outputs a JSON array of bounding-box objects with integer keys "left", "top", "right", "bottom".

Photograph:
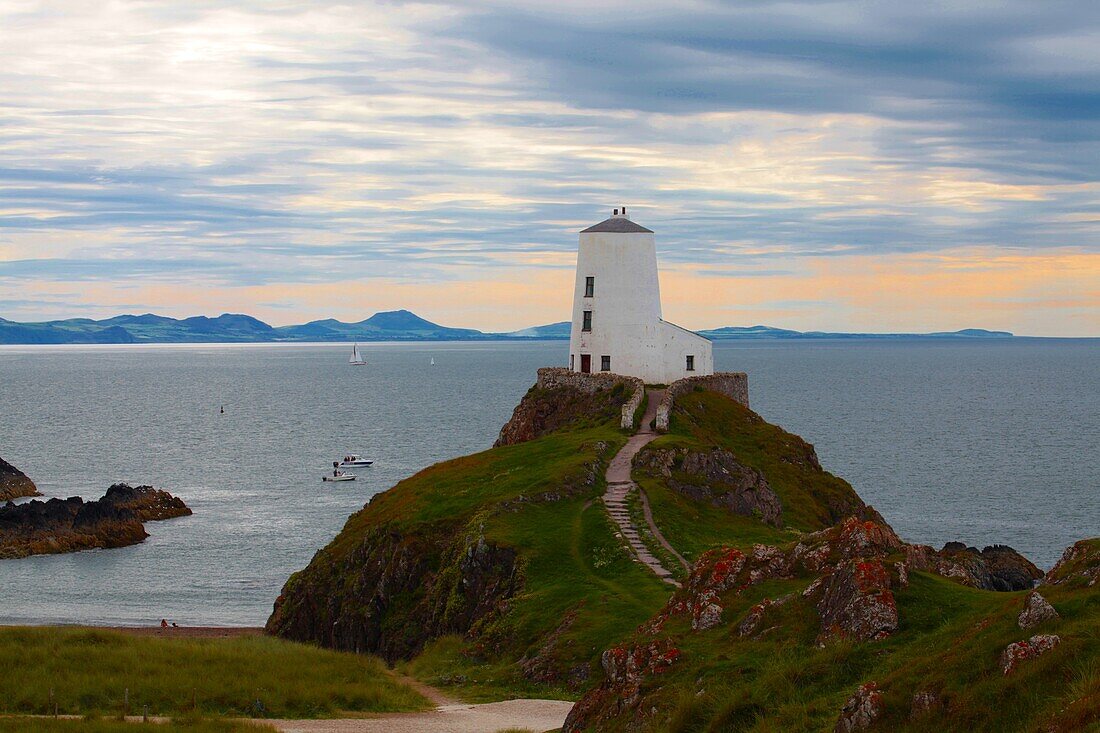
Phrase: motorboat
[
  {"left": 338, "top": 454, "right": 374, "bottom": 467},
  {"left": 323, "top": 471, "right": 356, "bottom": 482}
]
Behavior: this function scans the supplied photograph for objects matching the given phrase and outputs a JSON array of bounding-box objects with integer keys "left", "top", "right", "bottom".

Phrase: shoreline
[{"left": 1, "top": 624, "right": 264, "bottom": 639}]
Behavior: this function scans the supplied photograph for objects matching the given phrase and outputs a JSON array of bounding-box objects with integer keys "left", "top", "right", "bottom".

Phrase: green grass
[
  {"left": 0, "top": 628, "right": 429, "bottom": 718},
  {"left": 0, "top": 719, "right": 277, "bottom": 733}
]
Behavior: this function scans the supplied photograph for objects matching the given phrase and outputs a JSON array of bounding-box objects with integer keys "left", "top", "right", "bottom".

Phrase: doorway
[{"left": 580, "top": 354, "right": 591, "bottom": 373}]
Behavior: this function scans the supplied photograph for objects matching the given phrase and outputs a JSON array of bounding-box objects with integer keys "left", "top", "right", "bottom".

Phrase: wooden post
[
  {"left": 143, "top": 704, "right": 149, "bottom": 722},
  {"left": 124, "top": 687, "right": 129, "bottom": 717}
]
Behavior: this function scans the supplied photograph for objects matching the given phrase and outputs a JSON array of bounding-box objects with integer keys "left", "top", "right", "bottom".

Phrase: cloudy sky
[{"left": 0, "top": 0, "right": 1097, "bottom": 335}]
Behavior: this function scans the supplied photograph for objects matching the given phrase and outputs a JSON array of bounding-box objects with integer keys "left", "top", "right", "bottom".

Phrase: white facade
[{"left": 568, "top": 209, "right": 713, "bottom": 384}]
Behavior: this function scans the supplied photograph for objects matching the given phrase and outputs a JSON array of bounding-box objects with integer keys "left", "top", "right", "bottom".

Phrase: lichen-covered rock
[
  {"left": 1000, "top": 634, "right": 1061, "bottom": 675},
  {"left": 815, "top": 558, "right": 898, "bottom": 644},
  {"left": 636, "top": 447, "right": 783, "bottom": 526},
  {"left": 906, "top": 541, "right": 1042, "bottom": 591},
  {"left": 1044, "top": 539, "right": 1100, "bottom": 588},
  {"left": 562, "top": 639, "right": 681, "bottom": 732},
  {"left": 0, "top": 456, "right": 39, "bottom": 501},
  {"left": 835, "top": 681, "right": 884, "bottom": 732},
  {"left": 1018, "top": 591, "right": 1059, "bottom": 630}
]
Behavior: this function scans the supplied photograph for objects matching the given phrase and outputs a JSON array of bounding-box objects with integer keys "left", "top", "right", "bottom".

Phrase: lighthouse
[{"left": 568, "top": 208, "right": 713, "bottom": 384}]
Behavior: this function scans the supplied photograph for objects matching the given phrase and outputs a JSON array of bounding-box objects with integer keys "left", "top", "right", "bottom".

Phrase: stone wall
[
  {"left": 537, "top": 367, "right": 644, "bottom": 430},
  {"left": 655, "top": 372, "right": 749, "bottom": 432}
]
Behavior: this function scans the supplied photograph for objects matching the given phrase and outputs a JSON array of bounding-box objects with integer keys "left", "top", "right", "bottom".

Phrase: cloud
[{"left": 0, "top": 0, "right": 1096, "bottom": 333}]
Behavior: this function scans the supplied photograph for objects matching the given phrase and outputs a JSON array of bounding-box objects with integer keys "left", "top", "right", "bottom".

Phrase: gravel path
[{"left": 603, "top": 389, "right": 687, "bottom": 585}]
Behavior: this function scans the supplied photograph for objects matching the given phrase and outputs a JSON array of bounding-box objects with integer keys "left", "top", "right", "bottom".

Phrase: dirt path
[
  {"left": 266, "top": 699, "right": 576, "bottom": 732},
  {"left": 603, "top": 389, "right": 688, "bottom": 585}
]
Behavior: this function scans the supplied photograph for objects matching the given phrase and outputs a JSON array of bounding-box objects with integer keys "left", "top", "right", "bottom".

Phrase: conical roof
[{"left": 580, "top": 217, "right": 653, "bottom": 233}]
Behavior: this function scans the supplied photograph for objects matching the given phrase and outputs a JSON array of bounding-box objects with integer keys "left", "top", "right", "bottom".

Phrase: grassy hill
[
  {"left": 268, "top": 379, "right": 1099, "bottom": 731},
  {"left": 0, "top": 627, "right": 428, "bottom": 719}
]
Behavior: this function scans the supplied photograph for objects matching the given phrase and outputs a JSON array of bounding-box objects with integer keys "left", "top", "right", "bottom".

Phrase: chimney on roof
[{"left": 611, "top": 205, "right": 629, "bottom": 220}]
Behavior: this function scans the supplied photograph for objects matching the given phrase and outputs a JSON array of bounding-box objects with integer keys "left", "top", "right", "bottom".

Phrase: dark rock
[
  {"left": 0, "top": 456, "right": 39, "bottom": 501},
  {"left": 636, "top": 447, "right": 783, "bottom": 526},
  {"left": 101, "top": 483, "right": 192, "bottom": 521},
  {"left": 0, "top": 483, "right": 188, "bottom": 559},
  {"left": 935, "top": 543, "right": 1043, "bottom": 591}
]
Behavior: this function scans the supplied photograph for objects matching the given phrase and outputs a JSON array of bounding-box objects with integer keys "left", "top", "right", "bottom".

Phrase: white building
[{"left": 568, "top": 208, "right": 713, "bottom": 384}]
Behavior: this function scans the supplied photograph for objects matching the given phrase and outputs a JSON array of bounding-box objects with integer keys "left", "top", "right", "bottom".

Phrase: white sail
[{"left": 350, "top": 344, "right": 363, "bottom": 364}]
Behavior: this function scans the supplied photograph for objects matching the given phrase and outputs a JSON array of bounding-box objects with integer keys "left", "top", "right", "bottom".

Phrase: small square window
[
  {"left": 686, "top": 355, "right": 695, "bottom": 371},
  {"left": 585, "top": 276, "right": 594, "bottom": 297},
  {"left": 601, "top": 355, "right": 611, "bottom": 372},
  {"left": 582, "top": 311, "right": 592, "bottom": 332}
]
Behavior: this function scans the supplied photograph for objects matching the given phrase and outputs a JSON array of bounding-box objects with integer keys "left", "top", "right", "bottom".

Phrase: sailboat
[
  {"left": 430, "top": 356, "right": 435, "bottom": 366},
  {"left": 349, "top": 344, "right": 367, "bottom": 366}
]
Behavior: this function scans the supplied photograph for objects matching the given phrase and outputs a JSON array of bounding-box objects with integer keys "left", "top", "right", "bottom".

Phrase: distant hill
[
  {"left": 699, "top": 325, "right": 1014, "bottom": 340},
  {"left": 0, "top": 311, "right": 1018, "bottom": 344}
]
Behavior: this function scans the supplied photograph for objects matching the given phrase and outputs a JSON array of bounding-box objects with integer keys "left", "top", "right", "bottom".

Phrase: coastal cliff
[
  {"left": 0, "top": 483, "right": 191, "bottom": 559},
  {"left": 0, "top": 456, "right": 39, "bottom": 501},
  {"left": 268, "top": 377, "right": 1097, "bottom": 730}
]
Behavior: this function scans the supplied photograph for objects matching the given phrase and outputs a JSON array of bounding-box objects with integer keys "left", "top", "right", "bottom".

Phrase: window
[
  {"left": 601, "top": 355, "right": 611, "bottom": 372},
  {"left": 570, "top": 354, "right": 575, "bottom": 370},
  {"left": 582, "top": 311, "right": 592, "bottom": 332},
  {"left": 686, "top": 355, "right": 695, "bottom": 371},
  {"left": 584, "top": 276, "right": 594, "bottom": 297}
]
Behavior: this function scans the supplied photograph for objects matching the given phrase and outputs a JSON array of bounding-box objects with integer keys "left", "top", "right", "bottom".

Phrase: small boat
[
  {"left": 338, "top": 454, "right": 374, "bottom": 467},
  {"left": 349, "top": 344, "right": 367, "bottom": 366},
  {"left": 323, "top": 471, "right": 356, "bottom": 482},
  {"left": 430, "top": 356, "right": 435, "bottom": 366}
]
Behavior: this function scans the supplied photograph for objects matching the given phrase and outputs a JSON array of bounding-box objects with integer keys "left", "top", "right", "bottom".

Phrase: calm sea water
[{"left": 0, "top": 339, "right": 1096, "bottom": 626}]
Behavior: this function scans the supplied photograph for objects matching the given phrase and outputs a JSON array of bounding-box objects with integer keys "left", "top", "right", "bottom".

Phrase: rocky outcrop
[
  {"left": 814, "top": 558, "right": 898, "bottom": 644},
  {"left": 1018, "top": 591, "right": 1059, "bottom": 629},
  {"left": 636, "top": 448, "right": 782, "bottom": 526},
  {"left": 1044, "top": 539, "right": 1100, "bottom": 587},
  {"left": 0, "top": 483, "right": 189, "bottom": 559},
  {"left": 495, "top": 368, "right": 638, "bottom": 446},
  {"left": 267, "top": 522, "right": 520, "bottom": 663},
  {"left": 835, "top": 682, "right": 884, "bottom": 732},
  {"left": 100, "top": 483, "right": 192, "bottom": 521},
  {"left": 0, "top": 456, "right": 39, "bottom": 501},
  {"left": 1000, "top": 634, "right": 1061, "bottom": 675},
  {"left": 904, "top": 541, "right": 1042, "bottom": 591}
]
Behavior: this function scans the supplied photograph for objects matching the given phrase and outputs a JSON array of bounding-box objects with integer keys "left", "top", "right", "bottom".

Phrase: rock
[
  {"left": 1018, "top": 591, "right": 1059, "bottom": 630},
  {"left": 636, "top": 447, "right": 783, "bottom": 526},
  {"left": 495, "top": 371, "right": 635, "bottom": 447},
  {"left": 0, "top": 483, "right": 189, "bottom": 558},
  {"left": 935, "top": 543, "right": 1042, "bottom": 591},
  {"left": 910, "top": 690, "right": 942, "bottom": 719},
  {"left": 1000, "top": 634, "right": 1061, "bottom": 675},
  {"left": 835, "top": 681, "right": 884, "bottom": 732},
  {"left": 562, "top": 640, "right": 682, "bottom": 732},
  {"left": 1044, "top": 539, "right": 1100, "bottom": 588},
  {"left": 815, "top": 558, "right": 898, "bottom": 644},
  {"left": 0, "top": 456, "right": 39, "bottom": 501},
  {"left": 101, "top": 483, "right": 192, "bottom": 521}
]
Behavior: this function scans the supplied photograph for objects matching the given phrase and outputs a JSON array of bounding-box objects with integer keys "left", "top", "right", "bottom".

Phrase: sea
[{"left": 0, "top": 339, "right": 1096, "bottom": 626}]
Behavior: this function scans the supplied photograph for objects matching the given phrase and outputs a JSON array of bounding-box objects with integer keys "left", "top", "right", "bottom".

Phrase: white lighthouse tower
[{"left": 568, "top": 208, "right": 713, "bottom": 384}]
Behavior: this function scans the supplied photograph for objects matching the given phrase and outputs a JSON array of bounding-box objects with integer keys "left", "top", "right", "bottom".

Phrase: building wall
[{"left": 568, "top": 225, "right": 714, "bottom": 384}]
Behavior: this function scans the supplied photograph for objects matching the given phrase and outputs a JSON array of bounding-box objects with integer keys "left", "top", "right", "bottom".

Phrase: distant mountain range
[{"left": 0, "top": 310, "right": 1015, "bottom": 344}]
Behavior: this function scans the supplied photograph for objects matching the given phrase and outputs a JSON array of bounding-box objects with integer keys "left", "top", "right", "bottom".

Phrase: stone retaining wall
[
  {"left": 655, "top": 372, "right": 749, "bottom": 432},
  {"left": 537, "top": 367, "right": 644, "bottom": 430}
]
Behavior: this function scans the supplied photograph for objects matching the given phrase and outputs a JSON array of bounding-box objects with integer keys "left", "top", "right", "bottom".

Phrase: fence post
[{"left": 143, "top": 704, "right": 149, "bottom": 722}]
